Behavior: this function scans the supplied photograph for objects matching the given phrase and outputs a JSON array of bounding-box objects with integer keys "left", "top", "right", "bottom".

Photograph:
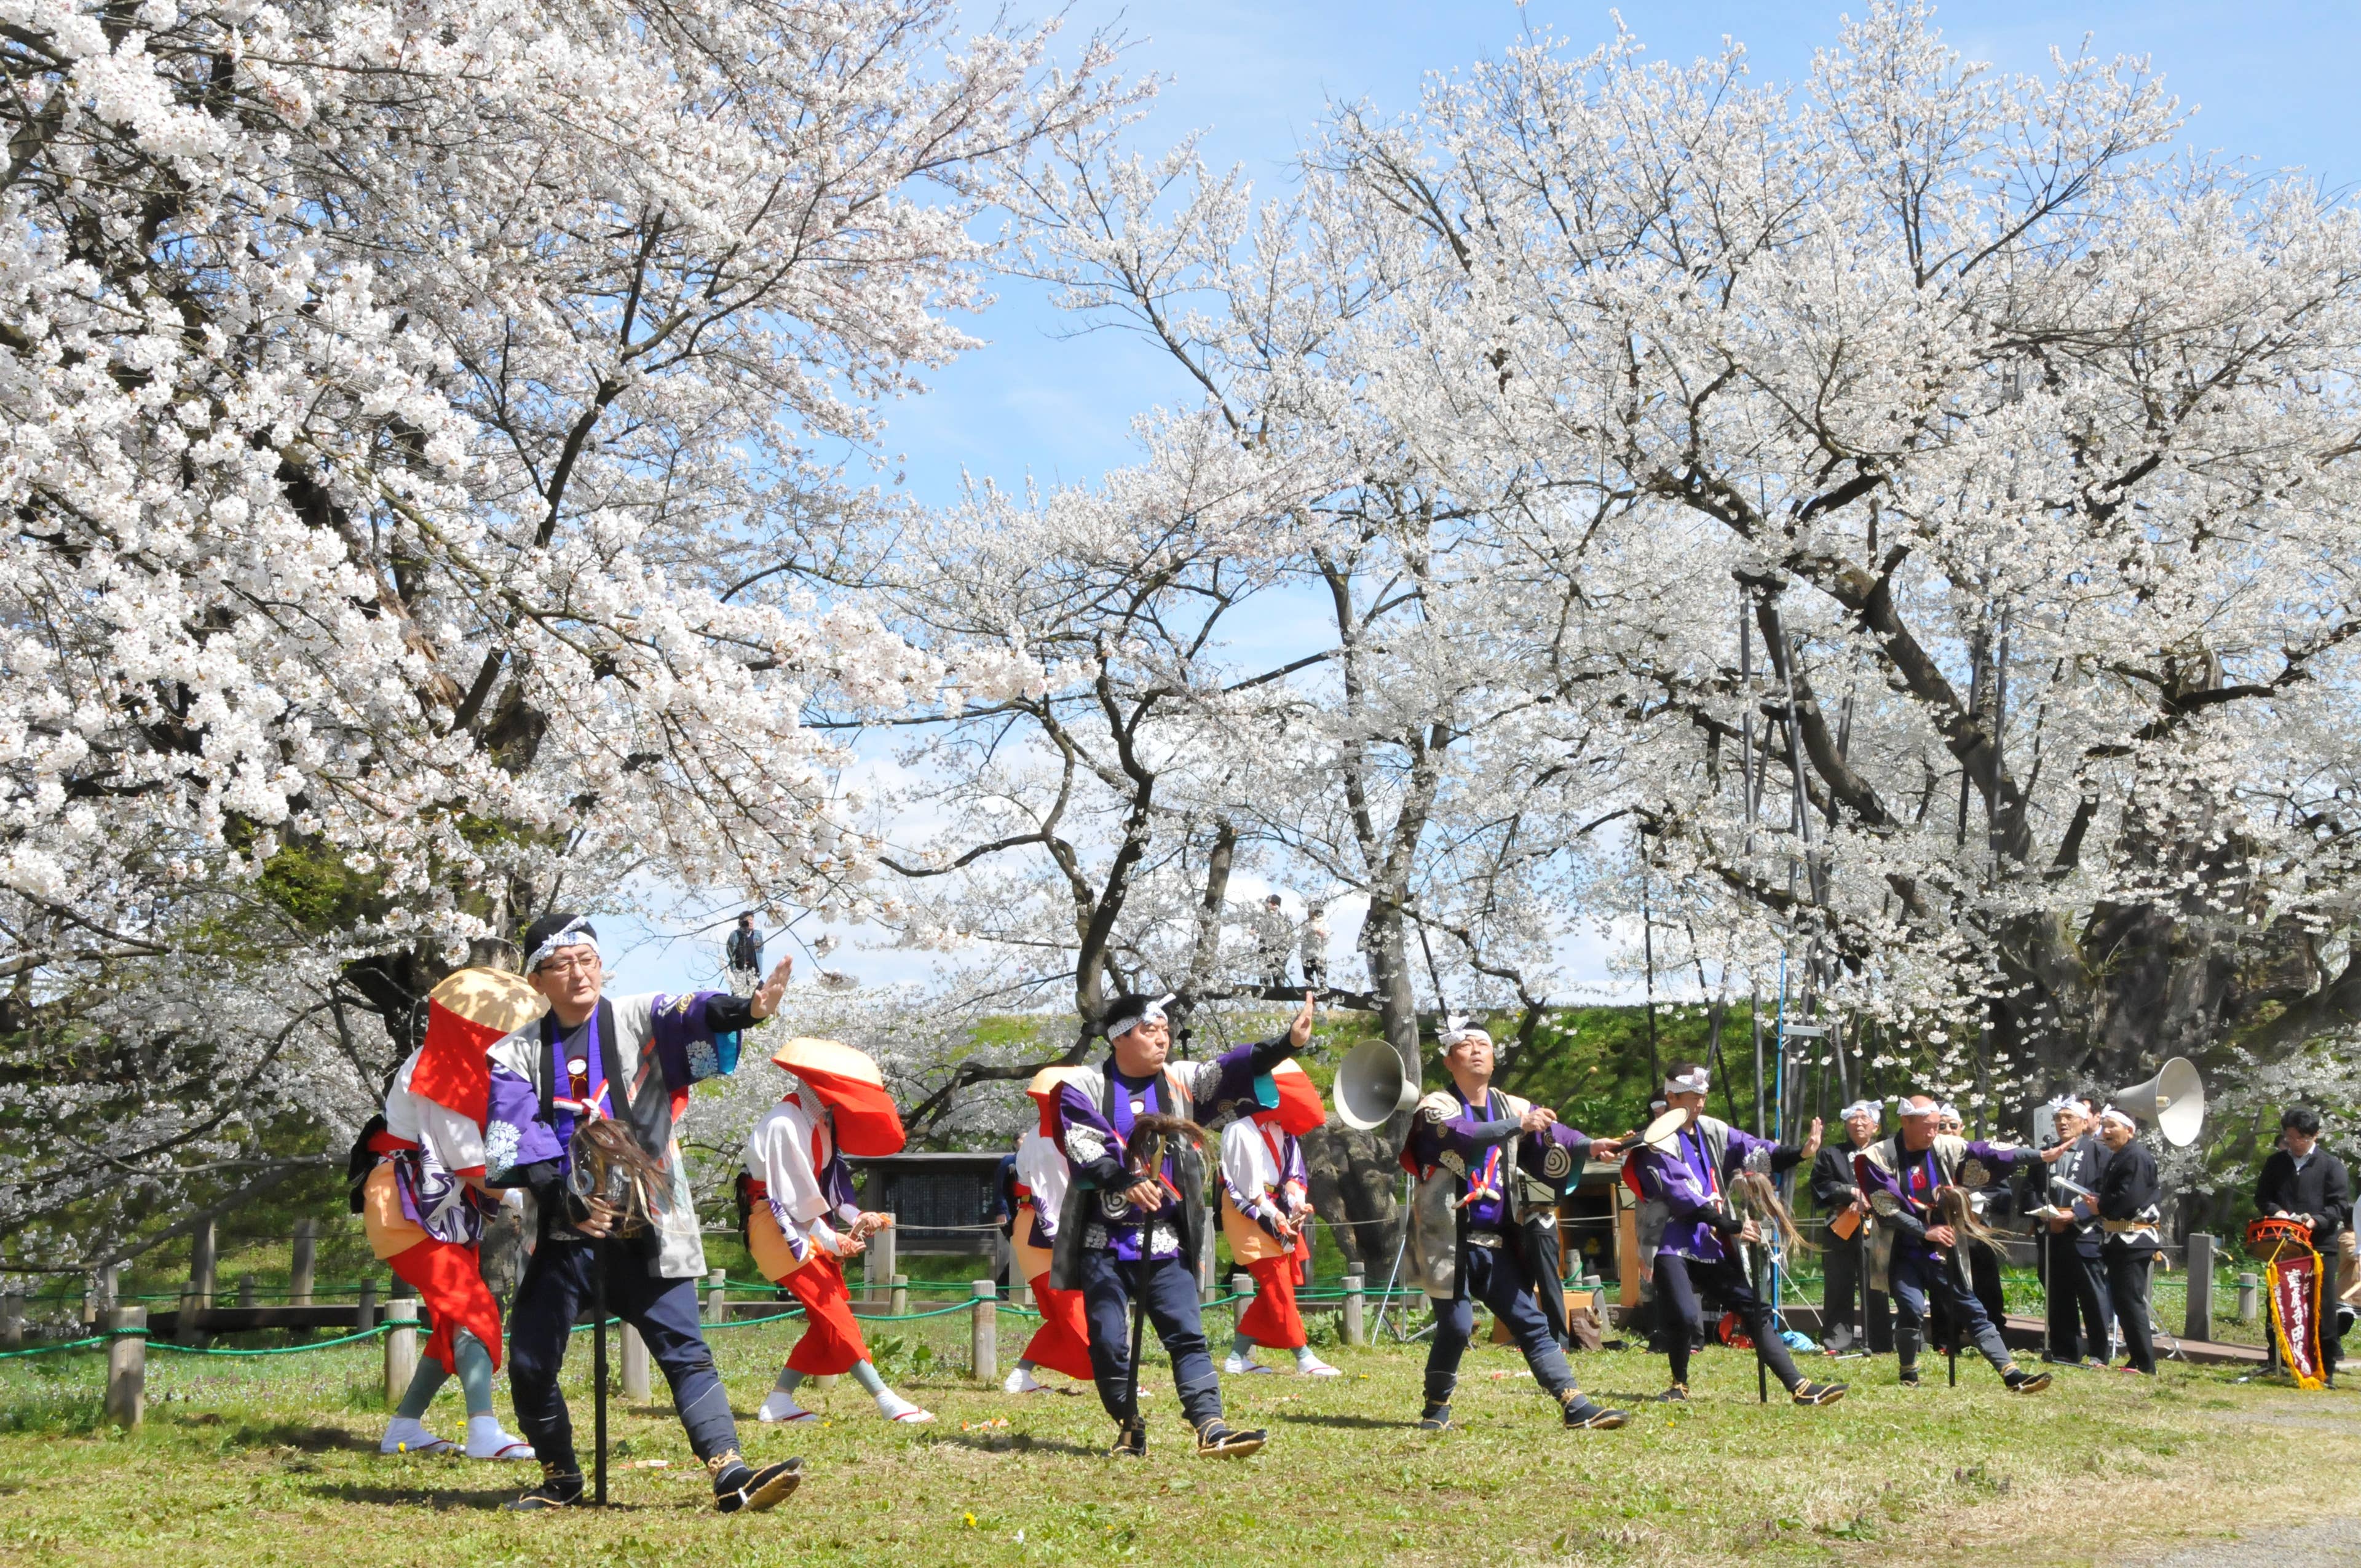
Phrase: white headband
[
  {"left": 1840, "top": 1099, "right": 1879, "bottom": 1120},
  {"left": 1105, "top": 993, "right": 1176, "bottom": 1042},
  {"left": 526, "top": 917, "right": 599, "bottom": 972},
  {"left": 1664, "top": 1069, "right": 1709, "bottom": 1096},
  {"left": 2099, "top": 1106, "right": 2136, "bottom": 1131},
  {"left": 1898, "top": 1099, "right": 1939, "bottom": 1119},
  {"left": 1439, "top": 1015, "right": 1490, "bottom": 1050},
  {"left": 1938, "top": 1103, "right": 1962, "bottom": 1122}
]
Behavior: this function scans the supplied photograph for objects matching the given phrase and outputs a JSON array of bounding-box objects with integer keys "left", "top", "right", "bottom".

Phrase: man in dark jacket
[
  {"left": 2256, "top": 1105, "right": 2353, "bottom": 1382},
  {"left": 2084, "top": 1107, "right": 2162, "bottom": 1375},
  {"left": 1812, "top": 1100, "right": 1891, "bottom": 1352},
  {"left": 2039, "top": 1096, "right": 2114, "bottom": 1366},
  {"left": 725, "top": 913, "right": 764, "bottom": 996}
]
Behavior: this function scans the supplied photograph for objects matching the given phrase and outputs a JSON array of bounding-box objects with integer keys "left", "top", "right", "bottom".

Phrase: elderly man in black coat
[{"left": 1811, "top": 1099, "right": 1891, "bottom": 1353}]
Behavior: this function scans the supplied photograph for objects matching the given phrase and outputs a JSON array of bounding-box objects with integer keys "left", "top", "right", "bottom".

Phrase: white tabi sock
[
  {"left": 462, "top": 1414, "right": 534, "bottom": 1460},
  {"left": 875, "top": 1390, "right": 934, "bottom": 1423},
  {"left": 378, "top": 1416, "right": 454, "bottom": 1455}
]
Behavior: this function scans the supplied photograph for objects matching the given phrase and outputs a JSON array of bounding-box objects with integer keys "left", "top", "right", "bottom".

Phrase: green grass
[{"left": 6, "top": 1309, "right": 2360, "bottom": 1567}]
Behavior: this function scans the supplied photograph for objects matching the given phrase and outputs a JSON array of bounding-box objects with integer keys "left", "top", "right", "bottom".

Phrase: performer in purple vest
[
  {"left": 1047, "top": 991, "right": 1315, "bottom": 1459},
  {"left": 1855, "top": 1094, "right": 2058, "bottom": 1392},
  {"left": 1630, "top": 1062, "right": 1846, "bottom": 1407},
  {"left": 1402, "top": 1022, "right": 1629, "bottom": 1433}
]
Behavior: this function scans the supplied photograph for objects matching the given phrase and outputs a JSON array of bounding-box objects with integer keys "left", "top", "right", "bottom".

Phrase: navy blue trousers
[
  {"left": 1653, "top": 1250, "right": 1804, "bottom": 1391},
  {"left": 1424, "top": 1241, "right": 1578, "bottom": 1407},
  {"left": 1889, "top": 1243, "right": 2012, "bottom": 1373},
  {"left": 507, "top": 1240, "right": 741, "bottom": 1471},
  {"left": 1078, "top": 1249, "right": 1222, "bottom": 1427}
]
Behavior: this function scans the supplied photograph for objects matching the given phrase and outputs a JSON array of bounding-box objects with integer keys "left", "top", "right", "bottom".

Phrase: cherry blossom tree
[
  {"left": 0, "top": 0, "right": 1132, "bottom": 1269},
  {"left": 1302, "top": 2, "right": 2361, "bottom": 1134}
]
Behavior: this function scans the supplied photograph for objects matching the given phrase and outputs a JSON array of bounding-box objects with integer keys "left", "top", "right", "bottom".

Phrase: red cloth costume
[
  {"left": 1237, "top": 1253, "right": 1309, "bottom": 1350},
  {"left": 780, "top": 1249, "right": 869, "bottom": 1376}
]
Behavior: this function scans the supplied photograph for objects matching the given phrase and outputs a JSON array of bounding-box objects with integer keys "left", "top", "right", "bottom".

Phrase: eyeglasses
[{"left": 537, "top": 953, "right": 599, "bottom": 978}]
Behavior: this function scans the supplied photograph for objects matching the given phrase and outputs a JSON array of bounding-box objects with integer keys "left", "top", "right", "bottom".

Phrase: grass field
[{"left": 6, "top": 1307, "right": 2360, "bottom": 1568}]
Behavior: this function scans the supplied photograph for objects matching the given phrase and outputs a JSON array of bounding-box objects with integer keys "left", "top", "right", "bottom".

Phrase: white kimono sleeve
[
  {"left": 1220, "top": 1119, "right": 1275, "bottom": 1222},
  {"left": 747, "top": 1099, "right": 848, "bottom": 1259}
]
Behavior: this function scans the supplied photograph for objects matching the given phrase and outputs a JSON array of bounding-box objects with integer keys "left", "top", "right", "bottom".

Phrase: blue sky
[{"left": 607, "top": 0, "right": 2360, "bottom": 999}]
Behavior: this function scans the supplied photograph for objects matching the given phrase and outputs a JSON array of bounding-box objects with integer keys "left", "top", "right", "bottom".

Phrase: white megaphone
[
  {"left": 1335, "top": 1040, "right": 1420, "bottom": 1131},
  {"left": 2111, "top": 1056, "right": 2206, "bottom": 1147}
]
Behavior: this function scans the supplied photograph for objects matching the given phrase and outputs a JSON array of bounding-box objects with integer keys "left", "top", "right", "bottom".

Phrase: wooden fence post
[
  {"left": 105, "top": 1305, "right": 147, "bottom": 1430},
  {"left": 188, "top": 1216, "right": 218, "bottom": 1309},
  {"left": 382, "top": 1300, "right": 419, "bottom": 1408},
  {"left": 0, "top": 1291, "right": 22, "bottom": 1350},
  {"left": 890, "top": 1273, "right": 909, "bottom": 1318},
  {"left": 237, "top": 1273, "right": 258, "bottom": 1310},
  {"left": 970, "top": 1280, "right": 998, "bottom": 1384},
  {"left": 866, "top": 1222, "right": 897, "bottom": 1307},
  {"left": 290, "top": 1218, "right": 317, "bottom": 1307},
  {"left": 2184, "top": 1233, "right": 2215, "bottom": 1342},
  {"left": 1232, "top": 1272, "right": 1253, "bottom": 1338},
  {"left": 706, "top": 1267, "right": 727, "bottom": 1325},
  {"left": 1343, "top": 1274, "right": 1367, "bottom": 1347},
  {"left": 2237, "top": 1272, "right": 2260, "bottom": 1322},
  {"left": 620, "top": 1323, "right": 651, "bottom": 1401},
  {"left": 356, "top": 1278, "right": 377, "bottom": 1331}
]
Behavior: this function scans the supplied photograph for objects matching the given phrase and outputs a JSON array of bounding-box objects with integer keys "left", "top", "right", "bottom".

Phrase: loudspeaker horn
[
  {"left": 1335, "top": 1040, "right": 1420, "bottom": 1131},
  {"left": 2111, "top": 1056, "right": 2206, "bottom": 1147}
]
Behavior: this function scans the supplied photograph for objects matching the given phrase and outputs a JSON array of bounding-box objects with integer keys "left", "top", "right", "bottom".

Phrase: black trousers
[
  {"left": 1821, "top": 1236, "right": 1891, "bottom": 1352},
  {"left": 2043, "top": 1230, "right": 2113, "bottom": 1361},
  {"left": 508, "top": 1240, "right": 741, "bottom": 1473},
  {"left": 2103, "top": 1248, "right": 2156, "bottom": 1374},
  {"left": 1654, "top": 1251, "right": 1804, "bottom": 1392}
]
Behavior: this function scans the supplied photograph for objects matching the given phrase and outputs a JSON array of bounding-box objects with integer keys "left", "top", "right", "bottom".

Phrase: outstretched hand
[
  {"left": 1799, "top": 1117, "right": 1824, "bottom": 1163},
  {"left": 748, "top": 954, "right": 794, "bottom": 1021},
  {"left": 1287, "top": 992, "right": 1316, "bottom": 1049}
]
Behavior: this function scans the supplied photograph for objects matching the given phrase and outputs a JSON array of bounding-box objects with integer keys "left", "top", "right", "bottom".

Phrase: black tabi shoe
[
  {"left": 1655, "top": 1383, "right": 1690, "bottom": 1404},
  {"left": 711, "top": 1451, "right": 804, "bottom": 1514},
  {"left": 1561, "top": 1394, "right": 1628, "bottom": 1431},
  {"left": 1897, "top": 1365, "right": 1922, "bottom": 1388},
  {"left": 2003, "top": 1366, "right": 2053, "bottom": 1395},
  {"left": 1417, "top": 1401, "right": 1453, "bottom": 1431},
  {"left": 1790, "top": 1379, "right": 1847, "bottom": 1407},
  {"left": 504, "top": 1463, "right": 584, "bottom": 1513},
  {"left": 1193, "top": 1420, "right": 1267, "bottom": 1459},
  {"left": 1109, "top": 1417, "right": 1148, "bottom": 1459}
]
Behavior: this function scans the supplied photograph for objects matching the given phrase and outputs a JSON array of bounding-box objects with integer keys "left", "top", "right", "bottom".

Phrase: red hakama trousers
[{"left": 1236, "top": 1252, "right": 1310, "bottom": 1350}]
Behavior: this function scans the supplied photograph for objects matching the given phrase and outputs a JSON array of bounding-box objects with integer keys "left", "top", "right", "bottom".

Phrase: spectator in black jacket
[
  {"left": 2084, "top": 1107, "right": 2162, "bottom": 1375},
  {"left": 2256, "top": 1105, "right": 2354, "bottom": 1379},
  {"left": 1813, "top": 1100, "right": 1891, "bottom": 1352},
  {"left": 725, "top": 912, "right": 765, "bottom": 997},
  {"left": 2039, "top": 1096, "right": 2114, "bottom": 1365}
]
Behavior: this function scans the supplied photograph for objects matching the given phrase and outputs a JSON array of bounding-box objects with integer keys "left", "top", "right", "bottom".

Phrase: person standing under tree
[
  {"left": 2256, "top": 1105, "right": 2354, "bottom": 1380},
  {"left": 2039, "top": 1096, "right": 2114, "bottom": 1367},
  {"left": 1248, "top": 894, "right": 1292, "bottom": 991},
  {"left": 1812, "top": 1101, "right": 1889, "bottom": 1355},
  {"left": 495, "top": 913, "right": 804, "bottom": 1514},
  {"left": 726, "top": 912, "right": 765, "bottom": 997},
  {"left": 1297, "top": 902, "right": 1329, "bottom": 992},
  {"left": 2086, "top": 1107, "right": 2162, "bottom": 1377}
]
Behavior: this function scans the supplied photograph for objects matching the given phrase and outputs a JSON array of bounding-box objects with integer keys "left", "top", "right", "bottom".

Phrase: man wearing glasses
[{"left": 495, "top": 911, "right": 801, "bottom": 1513}]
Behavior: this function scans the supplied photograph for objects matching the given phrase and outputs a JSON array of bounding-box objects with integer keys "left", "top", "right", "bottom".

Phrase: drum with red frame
[{"left": 2247, "top": 1216, "right": 2316, "bottom": 1259}]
